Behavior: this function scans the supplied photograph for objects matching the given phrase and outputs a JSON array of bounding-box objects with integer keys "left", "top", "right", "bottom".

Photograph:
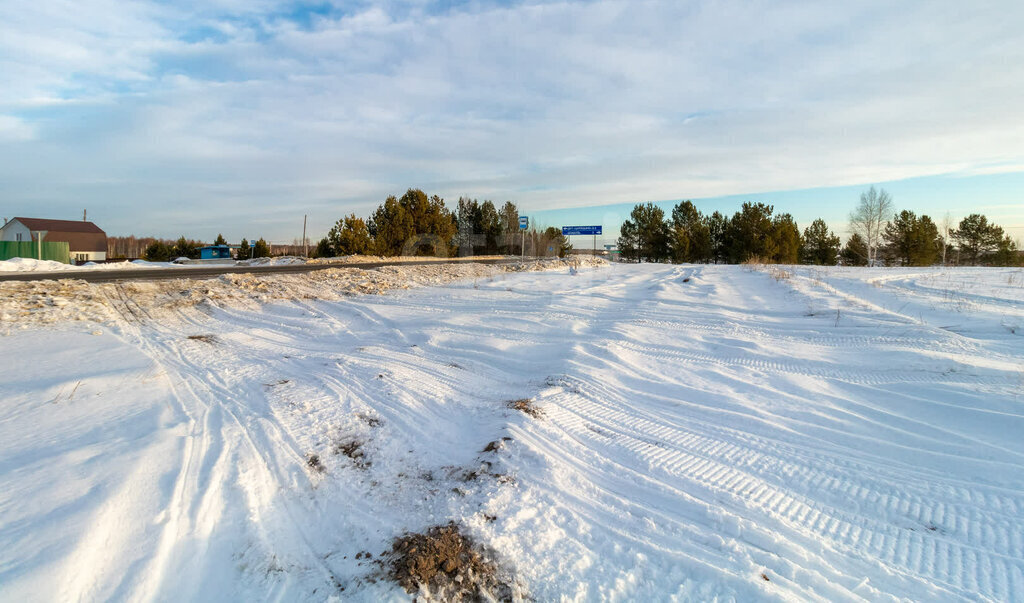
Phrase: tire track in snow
[
  {"left": 516, "top": 265, "right": 1024, "bottom": 601},
  {"left": 69, "top": 262, "right": 1022, "bottom": 601},
  {"left": 605, "top": 339, "right": 1015, "bottom": 387}
]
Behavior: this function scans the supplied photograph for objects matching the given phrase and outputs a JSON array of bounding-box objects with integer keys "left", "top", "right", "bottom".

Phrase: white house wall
[
  {"left": 0, "top": 221, "right": 32, "bottom": 242},
  {"left": 71, "top": 251, "right": 107, "bottom": 263}
]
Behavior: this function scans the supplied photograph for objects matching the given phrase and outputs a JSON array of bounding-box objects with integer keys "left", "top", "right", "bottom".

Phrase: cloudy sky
[{"left": 2, "top": 0, "right": 1022, "bottom": 243}]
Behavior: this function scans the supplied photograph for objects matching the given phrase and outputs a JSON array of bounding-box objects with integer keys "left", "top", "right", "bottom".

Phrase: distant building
[
  {"left": 199, "top": 245, "right": 232, "bottom": 260},
  {"left": 0, "top": 217, "right": 108, "bottom": 262}
]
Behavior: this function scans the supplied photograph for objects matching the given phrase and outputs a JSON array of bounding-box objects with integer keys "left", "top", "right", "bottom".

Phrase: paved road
[{"left": 0, "top": 257, "right": 524, "bottom": 284}]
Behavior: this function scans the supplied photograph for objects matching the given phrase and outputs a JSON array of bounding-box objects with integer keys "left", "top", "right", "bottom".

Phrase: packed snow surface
[{"left": 1, "top": 263, "right": 1022, "bottom": 601}]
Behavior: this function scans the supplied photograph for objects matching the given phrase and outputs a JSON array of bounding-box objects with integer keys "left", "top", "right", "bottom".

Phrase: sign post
[
  {"left": 561, "top": 225, "right": 602, "bottom": 257},
  {"left": 519, "top": 216, "right": 528, "bottom": 259},
  {"left": 31, "top": 231, "right": 48, "bottom": 261}
]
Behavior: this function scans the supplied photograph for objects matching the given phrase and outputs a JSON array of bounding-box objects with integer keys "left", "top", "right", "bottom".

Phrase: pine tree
[
  {"left": 951, "top": 214, "right": 1004, "bottom": 265},
  {"left": 172, "top": 236, "right": 200, "bottom": 259},
  {"left": 991, "top": 235, "right": 1021, "bottom": 266},
  {"left": 882, "top": 210, "right": 917, "bottom": 266},
  {"left": 499, "top": 201, "right": 520, "bottom": 253},
  {"left": 253, "top": 238, "right": 270, "bottom": 258},
  {"left": 479, "top": 201, "right": 501, "bottom": 254},
  {"left": 883, "top": 210, "right": 940, "bottom": 266},
  {"left": 669, "top": 201, "right": 711, "bottom": 263},
  {"left": 770, "top": 213, "right": 801, "bottom": 264},
  {"left": 238, "top": 238, "right": 250, "bottom": 260},
  {"left": 706, "top": 211, "right": 729, "bottom": 264},
  {"left": 727, "top": 202, "right": 774, "bottom": 263},
  {"left": 909, "top": 215, "right": 940, "bottom": 266},
  {"left": 623, "top": 203, "right": 669, "bottom": 263},
  {"left": 841, "top": 233, "right": 869, "bottom": 266},
  {"left": 617, "top": 219, "right": 639, "bottom": 262},
  {"left": 313, "top": 237, "right": 333, "bottom": 258},
  {"left": 369, "top": 189, "right": 456, "bottom": 256},
  {"left": 214, "top": 233, "right": 227, "bottom": 246},
  {"left": 542, "top": 227, "right": 572, "bottom": 257},
  {"left": 455, "top": 197, "right": 481, "bottom": 255},
  {"left": 143, "top": 241, "right": 173, "bottom": 262},
  {"left": 327, "top": 214, "right": 372, "bottom": 256},
  {"left": 802, "top": 219, "right": 841, "bottom": 265}
]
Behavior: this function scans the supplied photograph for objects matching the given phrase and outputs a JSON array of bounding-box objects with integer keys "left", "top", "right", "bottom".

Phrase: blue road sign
[
  {"left": 250, "top": 240, "right": 256, "bottom": 247},
  {"left": 519, "top": 216, "right": 529, "bottom": 230},
  {"left": 562, "top": 225, "right": 602, "bottom": 236}
]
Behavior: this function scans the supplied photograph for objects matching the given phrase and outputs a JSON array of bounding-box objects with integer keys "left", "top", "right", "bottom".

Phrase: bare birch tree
[
  {"left": 940, "top": 211, "right": 954, "bottom": 266},
  {"left": 849, "top": 186, "right": 893, "bottom": 265}
]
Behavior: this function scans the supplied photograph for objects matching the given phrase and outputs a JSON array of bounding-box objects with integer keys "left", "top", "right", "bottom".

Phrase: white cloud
[
  {"left": 1, "top": 0, "right": 1023, "bottom": 239},
  {"left": 0, "top": 115, "right": 35, "bottom": 141}
]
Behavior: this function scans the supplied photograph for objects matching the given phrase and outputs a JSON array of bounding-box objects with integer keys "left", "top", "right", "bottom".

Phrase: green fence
[{"left": 0, "top": 241, "right": 71, "bottom": 263}]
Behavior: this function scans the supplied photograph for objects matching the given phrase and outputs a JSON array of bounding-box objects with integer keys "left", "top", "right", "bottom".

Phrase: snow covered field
[{"left": 1, "top": 263, "right": 1022, "bottom": 601}]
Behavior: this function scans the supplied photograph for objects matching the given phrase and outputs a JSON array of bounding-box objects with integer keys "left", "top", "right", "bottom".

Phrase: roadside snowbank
[
  {"left": 308, "top": 254, "right": 508, "bottom": 264},
  {"left": 0, "top": 257, "right": 83, "bottom": 272},
  {"left": 0, "top": 257, "right": 605, "bottom": 325},
  {"left": 0, "top": 257, "right": 189, "bottom": 272},
  {"left": 0, "top": 254, "right": 515, "bottom": 272}
]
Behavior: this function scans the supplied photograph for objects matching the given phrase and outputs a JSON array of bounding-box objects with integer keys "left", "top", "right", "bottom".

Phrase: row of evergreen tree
[
  {"left": 137, "top": 186, "right": 1018, "bottom": 266},
  {"left": 616, "top": 192, "right": 1020, "bottom": 266},
  {"left": 142, "top": 234, "right": 271, "bottom": 261},
  {"left": 314, "top": 189, "right": 571, "bottom": 258}
]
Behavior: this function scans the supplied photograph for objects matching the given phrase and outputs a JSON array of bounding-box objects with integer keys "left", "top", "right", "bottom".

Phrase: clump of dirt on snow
[
  {"left": 334, "top": 439, "right": 370, "bottom": 469},
  {"left": 507, "top": 398, "right": 543, "bottom": 418},
  {"left": 186, "top": 334, "right": 217, "bottom": 344},
  {"left": 306, "top": 453, "right": 325, "bottom": 473},
  {"left": 383, "top": 522, "right": 518, "bottom": 602}
]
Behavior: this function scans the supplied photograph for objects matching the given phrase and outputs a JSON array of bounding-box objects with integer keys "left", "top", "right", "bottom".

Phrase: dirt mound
[
  {"left": 384, "top": 522, "right": 516, "bottom": 602},
  {"left": 508, "top": 398, "right": 543, "bottom": 418}
]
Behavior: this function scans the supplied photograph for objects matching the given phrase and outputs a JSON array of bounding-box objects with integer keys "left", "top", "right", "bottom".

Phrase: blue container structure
[{"left": 199, "top": 245, "right": 232, "bottom": 260}]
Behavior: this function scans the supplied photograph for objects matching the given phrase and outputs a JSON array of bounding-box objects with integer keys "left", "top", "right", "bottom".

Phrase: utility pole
[{"left": 302, "top": 214, "right": 308, "bottom": 257}]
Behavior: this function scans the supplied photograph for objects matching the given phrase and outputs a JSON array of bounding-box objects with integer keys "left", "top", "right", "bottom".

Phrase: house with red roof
[{"left": 1, "top": 217, "right": 108, "bottom": 262}]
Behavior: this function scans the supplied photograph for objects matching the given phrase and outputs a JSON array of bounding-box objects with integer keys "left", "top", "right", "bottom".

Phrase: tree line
[
  {"left": 616, "top": 187, "right": 1020, "bottom": 267},
  {"left": 119, "top": 234, "right": 272, "bottom": 262},
  {"left": 115, "top": 186, "right": 1018, "bottom": 266},
  {"left": 313, "top": 188, "right": 571, "bottom": 258},
  {"left": 113, "top": 188, "right": 573, "bottom": 262}
]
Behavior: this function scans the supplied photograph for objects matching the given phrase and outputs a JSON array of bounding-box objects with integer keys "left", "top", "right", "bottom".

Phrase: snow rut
[
  {"left": 511, "top": 265, "right": 1024, "bottom": 601},
  {"left": 15, "top": 262, "right": 1019, "bottom": 601}
]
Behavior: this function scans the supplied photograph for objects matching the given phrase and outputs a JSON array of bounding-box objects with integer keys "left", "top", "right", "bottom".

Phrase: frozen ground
[{"left": 0, "top": 263, "right": 1021, "bottom": 601}]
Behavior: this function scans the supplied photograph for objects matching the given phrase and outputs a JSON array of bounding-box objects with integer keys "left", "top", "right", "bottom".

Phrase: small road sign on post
[{"left": 519, "top": 217, "right": 528, "bottom": 259}]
